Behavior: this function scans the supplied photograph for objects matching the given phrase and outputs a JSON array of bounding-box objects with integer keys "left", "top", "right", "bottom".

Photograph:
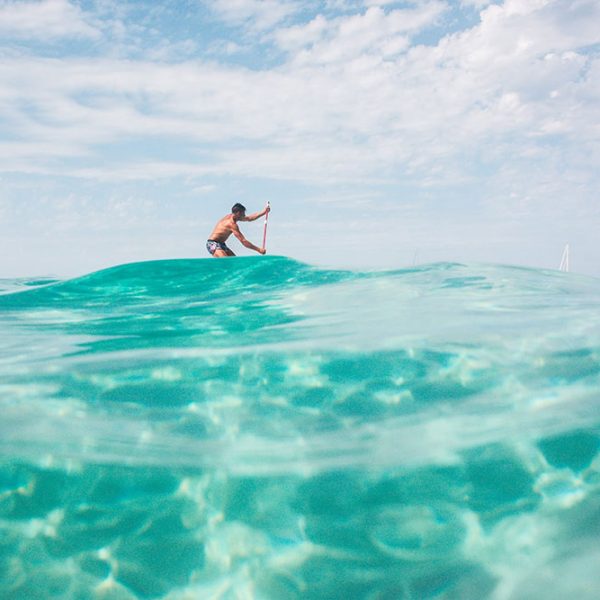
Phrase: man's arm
[
  {"left": 231, "top": 223, "right": 266, "bottom": 254},
  {"left": 239, "top": 205, "right": 270, "bottom": 222}
]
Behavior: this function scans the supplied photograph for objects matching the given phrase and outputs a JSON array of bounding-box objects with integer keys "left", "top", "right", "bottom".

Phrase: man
[{"left": 206, "top": 203, "right": 270, "bottom": 257}]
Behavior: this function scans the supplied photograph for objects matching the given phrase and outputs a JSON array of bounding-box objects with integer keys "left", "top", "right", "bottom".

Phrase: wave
[{"left": 2, "top": 257, "right": 599, "bottom": 472}]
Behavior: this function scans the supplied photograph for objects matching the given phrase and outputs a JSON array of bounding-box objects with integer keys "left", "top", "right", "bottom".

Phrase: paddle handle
[{"left": 262, "top": 202, "right": 270, "bottom": 249}]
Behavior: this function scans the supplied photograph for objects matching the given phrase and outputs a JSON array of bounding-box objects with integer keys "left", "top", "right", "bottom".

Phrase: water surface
[{"left": 1, "top": 257, "right": 600, "bottom": 599}]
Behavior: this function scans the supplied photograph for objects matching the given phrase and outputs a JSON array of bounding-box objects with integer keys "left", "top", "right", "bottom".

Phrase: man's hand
[
  {"left": 259, "top": 247, "right": 267, "bottom": 255},
  {"left": 264, "top": 204, "right": 271, "bottom": 214}
]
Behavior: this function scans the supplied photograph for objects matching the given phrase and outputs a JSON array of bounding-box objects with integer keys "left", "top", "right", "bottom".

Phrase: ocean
[{"left": 1, "top": 256, "right": 599, "bottom": 599}]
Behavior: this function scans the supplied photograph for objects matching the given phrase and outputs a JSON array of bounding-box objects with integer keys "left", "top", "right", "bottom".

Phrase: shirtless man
[{"left": 206, "top": 203, "right": 270, "bottom": 257}]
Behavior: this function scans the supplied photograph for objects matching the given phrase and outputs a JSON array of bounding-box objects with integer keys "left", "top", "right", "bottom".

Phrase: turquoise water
[{"left": 1, "top": 257, "right": 600, "bottom": 599}]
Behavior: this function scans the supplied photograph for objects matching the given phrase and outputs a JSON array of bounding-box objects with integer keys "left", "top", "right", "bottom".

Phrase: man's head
[{"left": 231, "top": 203, "right": 246, "bottom": 218}]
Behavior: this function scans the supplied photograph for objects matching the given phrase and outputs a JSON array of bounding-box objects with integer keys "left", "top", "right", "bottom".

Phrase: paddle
[{"left": 262, "top": 201, "right": 270, "bottom": 251}]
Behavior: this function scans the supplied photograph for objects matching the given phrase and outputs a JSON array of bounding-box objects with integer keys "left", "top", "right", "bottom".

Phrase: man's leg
[{"left": 213, "top": 248, "right": 236, "bottom": 257}]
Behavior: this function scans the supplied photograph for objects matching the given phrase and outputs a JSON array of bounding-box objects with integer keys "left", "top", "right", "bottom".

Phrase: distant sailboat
[{"left": 559, "top": 243, "right": 570, "bottom": 272}]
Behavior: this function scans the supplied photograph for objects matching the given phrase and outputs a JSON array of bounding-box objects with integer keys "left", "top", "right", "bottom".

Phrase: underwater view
[{"left": 1, "top": 256, "right": 600, "bottom": 599}]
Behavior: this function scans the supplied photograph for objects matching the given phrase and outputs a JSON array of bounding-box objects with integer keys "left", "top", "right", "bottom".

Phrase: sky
[{"left": 0, "top": 0, "right": 599, "bottom": 277}]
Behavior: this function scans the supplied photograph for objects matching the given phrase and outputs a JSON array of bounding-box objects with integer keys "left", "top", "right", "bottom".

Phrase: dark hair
[{"left": 231, "top": 203, "right": 246, "bottom": 214}]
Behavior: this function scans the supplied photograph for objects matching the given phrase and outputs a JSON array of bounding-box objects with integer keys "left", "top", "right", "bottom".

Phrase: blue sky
[{"left": 0, "top": 0, "right": 599, "bottom": 277}]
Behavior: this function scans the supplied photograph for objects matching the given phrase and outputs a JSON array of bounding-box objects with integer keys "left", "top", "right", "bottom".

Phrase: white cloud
[
  {"left": 207, "top": 0, "right": 300, "bottom": 31},
  {"left": 0, "top": 0, "right": 100, "bottom": 39},
  {"left": 192, "top": 184, "right": 217, "bottom": 194},
  {"left": 460, "top": 0, "right": 495, "bottom": 8},
  {"left": 274, "top": 3, "right": 446, "bottom": 63}
]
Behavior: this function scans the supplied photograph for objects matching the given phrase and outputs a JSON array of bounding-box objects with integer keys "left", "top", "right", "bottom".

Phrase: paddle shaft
[{"left": 262, "top": 202, "right": 270, "bottom": 249}]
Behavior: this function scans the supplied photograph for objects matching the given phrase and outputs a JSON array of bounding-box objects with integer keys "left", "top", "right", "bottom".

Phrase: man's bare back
[
  {"left": 208, "top": 214, "right": 238, "bottom": 243},
  {"left": 206, "top": 203, "right": 270, "bottom": 258}
]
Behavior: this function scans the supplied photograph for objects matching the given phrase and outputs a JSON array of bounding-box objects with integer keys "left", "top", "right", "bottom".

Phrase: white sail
[{"left": 559, "top": 243, "right": 570, "bottom": 272}]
